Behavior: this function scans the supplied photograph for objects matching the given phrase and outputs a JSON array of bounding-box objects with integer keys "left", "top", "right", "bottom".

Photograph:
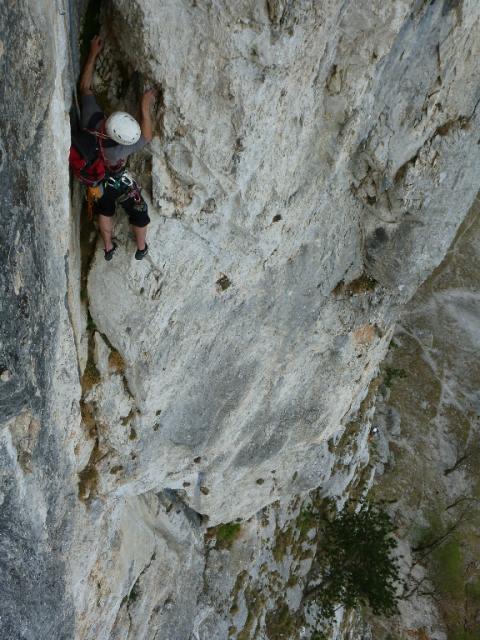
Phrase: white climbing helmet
[{"left": 105, "top": 111, "right": 141, "bottom": 145}]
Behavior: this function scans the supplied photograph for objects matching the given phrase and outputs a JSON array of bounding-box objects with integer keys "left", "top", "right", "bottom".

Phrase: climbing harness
[
  {"left": 106, "top": 171, "right": 143, "bottom": 204},
  {"left": 105, "top": 171, "right": 134, "bottom": 191}
]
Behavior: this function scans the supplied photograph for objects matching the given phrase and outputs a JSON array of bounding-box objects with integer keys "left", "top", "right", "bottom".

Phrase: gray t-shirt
[{"left": 81, "top": 95, "right": 147, "bottom": 169}]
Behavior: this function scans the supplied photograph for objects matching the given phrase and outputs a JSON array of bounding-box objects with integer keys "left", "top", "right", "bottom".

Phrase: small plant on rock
[{"left": 206, "top": 522, "right": 242, "bottom": 550}]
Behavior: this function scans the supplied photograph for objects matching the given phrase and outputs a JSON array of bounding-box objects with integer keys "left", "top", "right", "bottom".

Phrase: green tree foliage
[{"left": 313, "top": 502, "right": 400, "bottom": 618}]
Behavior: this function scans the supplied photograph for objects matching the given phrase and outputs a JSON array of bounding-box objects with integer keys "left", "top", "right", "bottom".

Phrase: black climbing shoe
[
  {"left": 135, "top": 243, "right": 148, "bottom": 260},
  {"left": 104, "top": 242, "right": 117, "bottom": 261}
]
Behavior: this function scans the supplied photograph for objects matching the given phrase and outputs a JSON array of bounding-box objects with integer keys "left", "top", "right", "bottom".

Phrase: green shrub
[{"left": 311, "top": 502, "right": 400, "bottom": 618}]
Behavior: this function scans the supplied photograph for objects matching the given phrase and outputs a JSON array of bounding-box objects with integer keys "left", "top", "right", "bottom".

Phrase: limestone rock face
[
  {"left": 1, "top": 1, "right": 480, "bottom": 639},
  {"left": 0, "top": 2, "right": 79, "bottom": 638},
  {"left": 87, "top": 0, "right": 480, "bottom": 525}
]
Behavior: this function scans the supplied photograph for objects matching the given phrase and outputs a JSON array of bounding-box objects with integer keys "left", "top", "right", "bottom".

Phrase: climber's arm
[
  {"left": 139, "top": 89, "right": 156, "bottom": 142},
  {"left": 79, "top": 36, "right": 103, "bottom": 96}
]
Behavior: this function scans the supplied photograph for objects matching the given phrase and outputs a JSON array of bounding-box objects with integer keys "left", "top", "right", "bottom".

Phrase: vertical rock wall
[
  {"left": 0, "top": 1, "right": 79, "bottom": 638},
  {"left": 1, "top": 1, "right": 479, "bottom": 639},
  {"left": 86, "top": 0, "right": 480, "bottom": 524}
]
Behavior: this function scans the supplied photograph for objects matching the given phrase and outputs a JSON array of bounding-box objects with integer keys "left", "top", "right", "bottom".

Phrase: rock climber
[{"left": 79, "top": 35, "right": 156, "bottom": 260}]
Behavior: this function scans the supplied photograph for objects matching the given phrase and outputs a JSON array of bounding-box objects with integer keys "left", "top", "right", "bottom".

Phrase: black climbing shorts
[{"left": 93, "top": 181, "right": 150, "bottom": 228}]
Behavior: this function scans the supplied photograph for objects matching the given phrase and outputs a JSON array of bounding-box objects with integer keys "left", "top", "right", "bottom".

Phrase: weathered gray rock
[
  {"left": 87, "top": 0, "right": 480, "bottom": 527},
  {"left": 0, "top": 2, "right": 79, "bottom": 638},
  {"left": 70, "top": 491, "right": 204, "bottom": 640},
  {"left": 1, "top": 1, "right": 480, "bottom": 639}
]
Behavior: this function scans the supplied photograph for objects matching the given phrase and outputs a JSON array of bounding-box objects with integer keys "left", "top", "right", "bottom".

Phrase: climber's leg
[
  {"left": 93, "top": 185, "right": 117, "bottom": 253},
  {"left": 98, "top": 214, "right": 115, "bottom": 252},
  {"left": 132, "top": 224, "right": 147, "bottom": 251},
  {"left": 121, "top": 189, "right": 150, "bottom": 256}
]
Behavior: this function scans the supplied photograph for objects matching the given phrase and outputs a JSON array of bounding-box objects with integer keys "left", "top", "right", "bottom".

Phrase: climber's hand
[
  {"left": 141, "top": 89, "right": 157, "bottom": 110},
  {"left": 90, "top": 35, "right": 103, "bottom": 57},
  {"left": 80, "top": 36, "right": 103, "bottom": 95}
]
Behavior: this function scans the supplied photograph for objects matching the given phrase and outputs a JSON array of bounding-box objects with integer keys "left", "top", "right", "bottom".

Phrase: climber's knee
[
  {"left": 130, "top": 211, "right": 150, "bottom": 228},
  {"left": 95, "top": 206, "right": 115, "bottom": 218},
  {"left": 123, "top": 193, "right": 150, "bottom": 228}
]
